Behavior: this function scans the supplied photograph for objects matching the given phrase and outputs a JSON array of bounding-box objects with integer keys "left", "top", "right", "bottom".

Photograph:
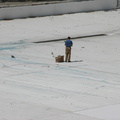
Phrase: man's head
[{"left": 68, "top": 37, "right": 71, "bottom": 39}]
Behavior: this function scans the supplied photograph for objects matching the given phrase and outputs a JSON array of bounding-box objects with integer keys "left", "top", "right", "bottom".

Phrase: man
[{"left": 65, "top": 37, "right": 73, "bottom": 62}]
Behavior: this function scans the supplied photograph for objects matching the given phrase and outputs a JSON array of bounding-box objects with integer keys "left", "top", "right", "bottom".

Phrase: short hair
[{"left": 68, "top": 37, "right": 71, "bottom": 39}]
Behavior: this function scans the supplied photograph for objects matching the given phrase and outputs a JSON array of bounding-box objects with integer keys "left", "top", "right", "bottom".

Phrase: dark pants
[{"left": 65, "top": 47, "right": 71, "bottom": 62}]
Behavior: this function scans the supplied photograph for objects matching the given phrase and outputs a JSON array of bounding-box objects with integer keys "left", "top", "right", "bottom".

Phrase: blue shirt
[{"left": 65, "top": 40, "right": 73, "bottom": 47}]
